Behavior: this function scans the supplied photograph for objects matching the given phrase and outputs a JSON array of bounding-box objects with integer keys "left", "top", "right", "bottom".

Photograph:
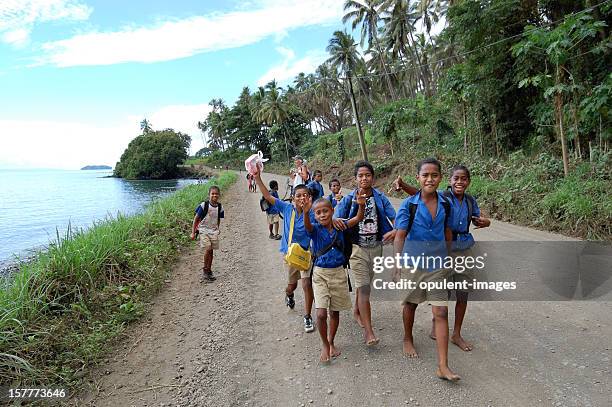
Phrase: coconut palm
[
  {"left": 343, "top": 0, "right": 398, "bottom": 101},
  {"left": 255, "top": 81, "right": 291, "bottom": 163},
  {"left": 327, "top": 30, "right": 368, "bottom": 161}
]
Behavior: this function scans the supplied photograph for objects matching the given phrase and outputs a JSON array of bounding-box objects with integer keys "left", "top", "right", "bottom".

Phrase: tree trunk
[
  {"left": 348, "top": 75, "right": 368, "bottom": 161},
  {"left": 462, "top": 102, "right": 468, "bottom": 153},
  {"left": 373, "top": 31, "right": 398, "bottom": 101},
  {"left": 555, "top": 65, "right": 570, "bottom": 177},
  {"left": 572, "top": 104, "right": 582, "bottom": 159},
  {"left": 283, "top": 130, "right": 290, "bottom": 164}
]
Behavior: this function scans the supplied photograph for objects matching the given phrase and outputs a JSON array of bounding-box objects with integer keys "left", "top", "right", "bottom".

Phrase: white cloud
[
  {"left": 39, "top": 0, "right": 344, "bottom": 67},
  {"left": 0, "top": 103, "right": 212, "bottom": 169},
  {"left": 0, "top": 0, "right": 91, "bottom": 47},
  {"left": 257, "top": 47, "right": 328, "bottom": 86}
]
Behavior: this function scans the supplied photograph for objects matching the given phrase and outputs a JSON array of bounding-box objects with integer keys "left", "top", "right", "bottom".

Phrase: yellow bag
[{"left": 284, "top": 209, "right": 312, "bottom": 271}]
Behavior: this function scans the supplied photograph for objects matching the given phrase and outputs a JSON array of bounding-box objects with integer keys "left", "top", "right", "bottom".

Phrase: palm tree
[
  {"left": 255, "top": 81, "right": 291, "bottom": 163},
  {"left": 327, "top": 30, "right": 368, "bottom": 161},
  {"left": 343, "top": 0, "right": 398, "bottom": 101},
  {"left": 140, "top": 118, "right": 152, "bottom": 134}
]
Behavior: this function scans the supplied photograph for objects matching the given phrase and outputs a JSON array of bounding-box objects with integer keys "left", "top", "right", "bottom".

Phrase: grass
[{"left": 0, "top": 171, "right": 237, "bottom": 388}]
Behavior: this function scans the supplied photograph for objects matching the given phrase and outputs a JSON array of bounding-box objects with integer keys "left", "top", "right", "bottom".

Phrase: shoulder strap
[
  {"left": 406, "top": 202, "right": 418, "bottom": 234},
  {"left": 200, "top": 201, "right": 210, "bottom": 218},
  {"left": 440, "top": 195, "right": 451, "bottom": 230},
  {"left": 314, "top": 229, "right": 342, "bottom": 259},
  {"left": 287, "top": 208, "right": 296, "bottom": 246},
  {"left": 465, "top": 194, "right": 474, "bottom": 233}
]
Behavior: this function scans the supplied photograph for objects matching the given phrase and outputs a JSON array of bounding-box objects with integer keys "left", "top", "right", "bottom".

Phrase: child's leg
[
  {"left": 451, "top": 291, "right": 473, "bottom": 351},
  {"left": 273, "top": 221, "right": 279, "bottom": 236},
  {"left": 302, "top": 277, "right": 314, "bottom": 317},
  {"left": 402, "top": 302, "right": 418, "bottom": 357},
  {"left": 357, "top": 285, "right": 377, "bottom": 345},
  {"left": 353, "top": 289, "right": 363, "bottom": 327},
  {"left": 316, "top": 308, "right": 330, "bottom": 362},
  {"left": 432, "top": 305, "right": 460, "bottom": 381},
  {"left": 286, "top": 282, "right": 297, "bottom": 296},
  {"left": 328, "top": 310, "right": 341, "bottom": 357},
  {"left": 268, "top": 224, "right": 274, "bottom": 236},
  {"left": 204, "top": 248, "right": 214, "bottom": 272}
]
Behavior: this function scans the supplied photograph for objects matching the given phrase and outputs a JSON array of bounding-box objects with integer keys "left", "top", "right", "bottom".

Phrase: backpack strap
[
  {"left": 464, "top": 194, "right": 474, "bottom": 234},
  {"left": 440, "top": 195, "right": 451, "bottom": 230},
  {"left": 405, "top": 202, "right": 418, "bottom": 234},
  {"left": 199, "top": 200, "right": 210, "bottom": 218}
]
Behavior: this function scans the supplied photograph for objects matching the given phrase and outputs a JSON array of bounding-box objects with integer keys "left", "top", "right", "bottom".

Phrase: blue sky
[{"left": 0, "top": 0, "right": 347, "bottom": 169}]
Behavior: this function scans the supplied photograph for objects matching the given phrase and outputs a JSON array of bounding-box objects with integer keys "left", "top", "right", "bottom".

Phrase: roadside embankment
[{"left": 0, "top": 171, "right": 236, "bottom": 389}]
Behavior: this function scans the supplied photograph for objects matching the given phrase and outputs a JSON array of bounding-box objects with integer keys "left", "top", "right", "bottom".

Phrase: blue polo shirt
[
  {"left": 307, "top": 180, "right": 324, "bottom": 201},
  {"left": 273, "top": 198, "right": 312, "bottom": 254},
  {"left": 328, "top": 194, "right": 339, "bottom": 209},
  {"left": 395, "top": 191, "right": 454, "bottom": 271},
  {"left": 307, "top": 223, "right": 345, "bottom": 268},
  {"left": 266, "top": 191, "right": 281, "bottom": 215},
  {"left": 446, "top": 191, "right": 481, "bottom": 251}
]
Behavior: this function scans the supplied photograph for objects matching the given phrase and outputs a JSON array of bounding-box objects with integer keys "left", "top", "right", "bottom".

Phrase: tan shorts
[
  {"left": 402, "top": 268, "right": 450, "bottom": 306},
  {"left": 267, "top": 214, "right": 280, "bottom": 225},
  {"left": 451, "top": 247, "right": 476, "bottom": 292},
  {"left": 284, "top": 258, "right": 311, "bottom": 284},
  {"left": 349, "top": 244, "right": 383, "bottom": 289},
  {"left": 199, "top": 233, "right": 219, "bottom": 250},
  {"left": 313, "top": 266, "right": 352, "bottom": 311}
]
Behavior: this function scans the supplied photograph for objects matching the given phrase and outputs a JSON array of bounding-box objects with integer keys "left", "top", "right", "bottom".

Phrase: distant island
[{"left": 81, "top": 165, "right": 112, "bottom": 170}]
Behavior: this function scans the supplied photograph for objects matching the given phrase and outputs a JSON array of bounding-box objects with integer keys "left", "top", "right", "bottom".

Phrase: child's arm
[
  {"left": 303, "top": 199, "right": 314, "bottom": 233},
  {"left": 472, "top": 216, "right": 491, "bottom": 228},
  {"left": 345, "top": 191, "right": 366, "bottom": 228},
  {"left": 392, "top": 229, "right": 408, "bottom": 282},
  {"left": 191, "top": 214, "right": 201, "bottom": 240},
  {"left": 252, "top": 168, "right": 276, "bottom": 205},
  {"left": 445, "top": 226, "right": 453, "bottom": 254},
  {"left": 391, "top": 175, "right": 419, "bottom": 196}
]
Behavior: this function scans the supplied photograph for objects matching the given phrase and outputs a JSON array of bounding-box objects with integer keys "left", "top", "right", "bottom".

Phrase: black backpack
[
  {"left": 442, "top": 188, "right": 475, "bottom": 239},
  {"left": 260, "top": 197, "right": 270, "bottom": 212}
]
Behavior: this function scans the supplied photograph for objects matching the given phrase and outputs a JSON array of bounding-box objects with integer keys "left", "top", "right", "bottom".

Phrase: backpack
[
  {"left": 260, "top": 197, "right": 270, "bottom": 212},
  {"left": 404, "top": 192, "right": 452, "bottom": 238},
  {"left": 198, "top": 201, "right": 223, "bottom": 219},
  {"left": 442, "top": 188, "right": 475, "bottom": 239}
]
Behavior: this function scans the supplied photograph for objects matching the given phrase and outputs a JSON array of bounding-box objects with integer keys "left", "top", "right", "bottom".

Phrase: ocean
[{"left": 0, "top": 168, "right": 199, "bottom": 266}]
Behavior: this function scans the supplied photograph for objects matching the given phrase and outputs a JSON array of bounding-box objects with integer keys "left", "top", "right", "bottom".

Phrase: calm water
[{"left": 0, "top": 169, "right": 199, "bottom": 265}]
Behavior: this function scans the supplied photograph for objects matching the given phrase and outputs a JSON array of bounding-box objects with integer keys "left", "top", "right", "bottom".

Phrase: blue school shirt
[
  {"left": 307, "top": 180, "right": 324, "bottom": 201},
  {"left": 328, "top": 194, "right": 339, "bottom": 209},
  {"left": 334, "top": 188, "right": 396, "bottom": 242},
  {"left": 395, "top": 191, "right": 454, "bottom": 271},
  {"left": 307, "top": 223, "right": 346, "bottom": 268},
  {"left": 446, "top": 190, "right": 481, "bottom": 251},
  {"left": 272, "top": 198, "right": 313, "bottom": 254},
  {"left": 266, "top": 191, "right": 281, "bottom": 215}
]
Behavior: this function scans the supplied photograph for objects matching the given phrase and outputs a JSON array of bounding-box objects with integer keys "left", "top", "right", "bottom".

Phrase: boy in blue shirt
[
  {"left": 327, "top": 178, "right": 343, "bottom": 209},
  {"left": 333, "top": 161, "right": 396, "bottom": 347},
  {"left": 393, "top": 158, "right": 460, "bottom": 382},
  {"left": 393, "top": 166, "right": 491, "bottom": 352},
  {"left": 307, "top": 170, "right": 325, "bottom": 201},
  {"left": 304, "top": 193, "right": 366, "bottom": 363},
  {"left": 266, "top": 180, "right": 282, "bottom": 240},
  {"left": 253, "top": 168, "right": 315, "bottom": 333}
]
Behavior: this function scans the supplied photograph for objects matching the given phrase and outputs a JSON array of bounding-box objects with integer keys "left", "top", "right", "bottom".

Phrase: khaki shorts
[
  {"left": 199, "top": 233, "right": 219, "bottom": 250},
  {"left": 350, "top": 244, "right": 383, "bottom": 289},
  {"left": 284, "top": 258, "right": 311, "bottom": 284},
  {"left": 402, "top": 268, "right": 450, "bottom": 306},
  {"left": 313, "top": 266, "right": 352, "bottom": 311},
  {"left": 267, "top": 214, "right": 280, "bottom": 225}
]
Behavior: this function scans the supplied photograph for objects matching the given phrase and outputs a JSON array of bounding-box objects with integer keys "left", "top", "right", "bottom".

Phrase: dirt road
[{"left": 74, "top": 172, "right": 611, "bottom": 407}]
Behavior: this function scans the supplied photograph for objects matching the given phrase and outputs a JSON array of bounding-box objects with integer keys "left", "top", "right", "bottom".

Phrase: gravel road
[{"left": 73, "top": 172, "right": 611, "bottom": 407}]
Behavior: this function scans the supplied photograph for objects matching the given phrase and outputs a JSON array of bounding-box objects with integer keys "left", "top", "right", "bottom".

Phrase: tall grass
[{"left": 0, "top": 172, "right": 236, "bottom": 387}]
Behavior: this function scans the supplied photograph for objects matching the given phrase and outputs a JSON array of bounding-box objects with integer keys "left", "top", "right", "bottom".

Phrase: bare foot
[
  {"left": 320, "top": 347, "right": 331, "bottom": 364},
  {"left": 451, "top": 334, "right": 473, "bottom": 352},
  {"left": 353, "top": 309, "right": 364, "bottom": 328},
  {"left": 436, "top": 366, "right": 461, "bottom": 382},
  {"left": 329, "top": 343, "right": 341, "bottom": 358},
  {"left": 403, "top": 339, "right": 418, "bottom": 358},
  {"left": 365, "top": 332, "right": 380, "bottom": 347}
]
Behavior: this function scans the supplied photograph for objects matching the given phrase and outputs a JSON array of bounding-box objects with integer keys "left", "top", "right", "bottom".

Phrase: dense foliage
[
  {"left": 197, "top": 0, "right": 610, "bottom": 175},
  {"left": 114, "top": 129, "right": 191, "bottom": 179}
]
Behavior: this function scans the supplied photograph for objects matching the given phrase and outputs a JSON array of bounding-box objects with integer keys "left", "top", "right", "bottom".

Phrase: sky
[{"left": 0, "top": 0, "right": 349, "bottom": 169}]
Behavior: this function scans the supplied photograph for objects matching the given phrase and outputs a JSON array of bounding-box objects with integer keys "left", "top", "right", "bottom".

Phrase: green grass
[{"left": 0, "top": 171, "right": 237, "bottom": 387}]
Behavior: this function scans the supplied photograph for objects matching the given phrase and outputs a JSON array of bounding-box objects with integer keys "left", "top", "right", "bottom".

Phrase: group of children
[{"left": 192, "top": 157, "right": 490, "bottom": 381}]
